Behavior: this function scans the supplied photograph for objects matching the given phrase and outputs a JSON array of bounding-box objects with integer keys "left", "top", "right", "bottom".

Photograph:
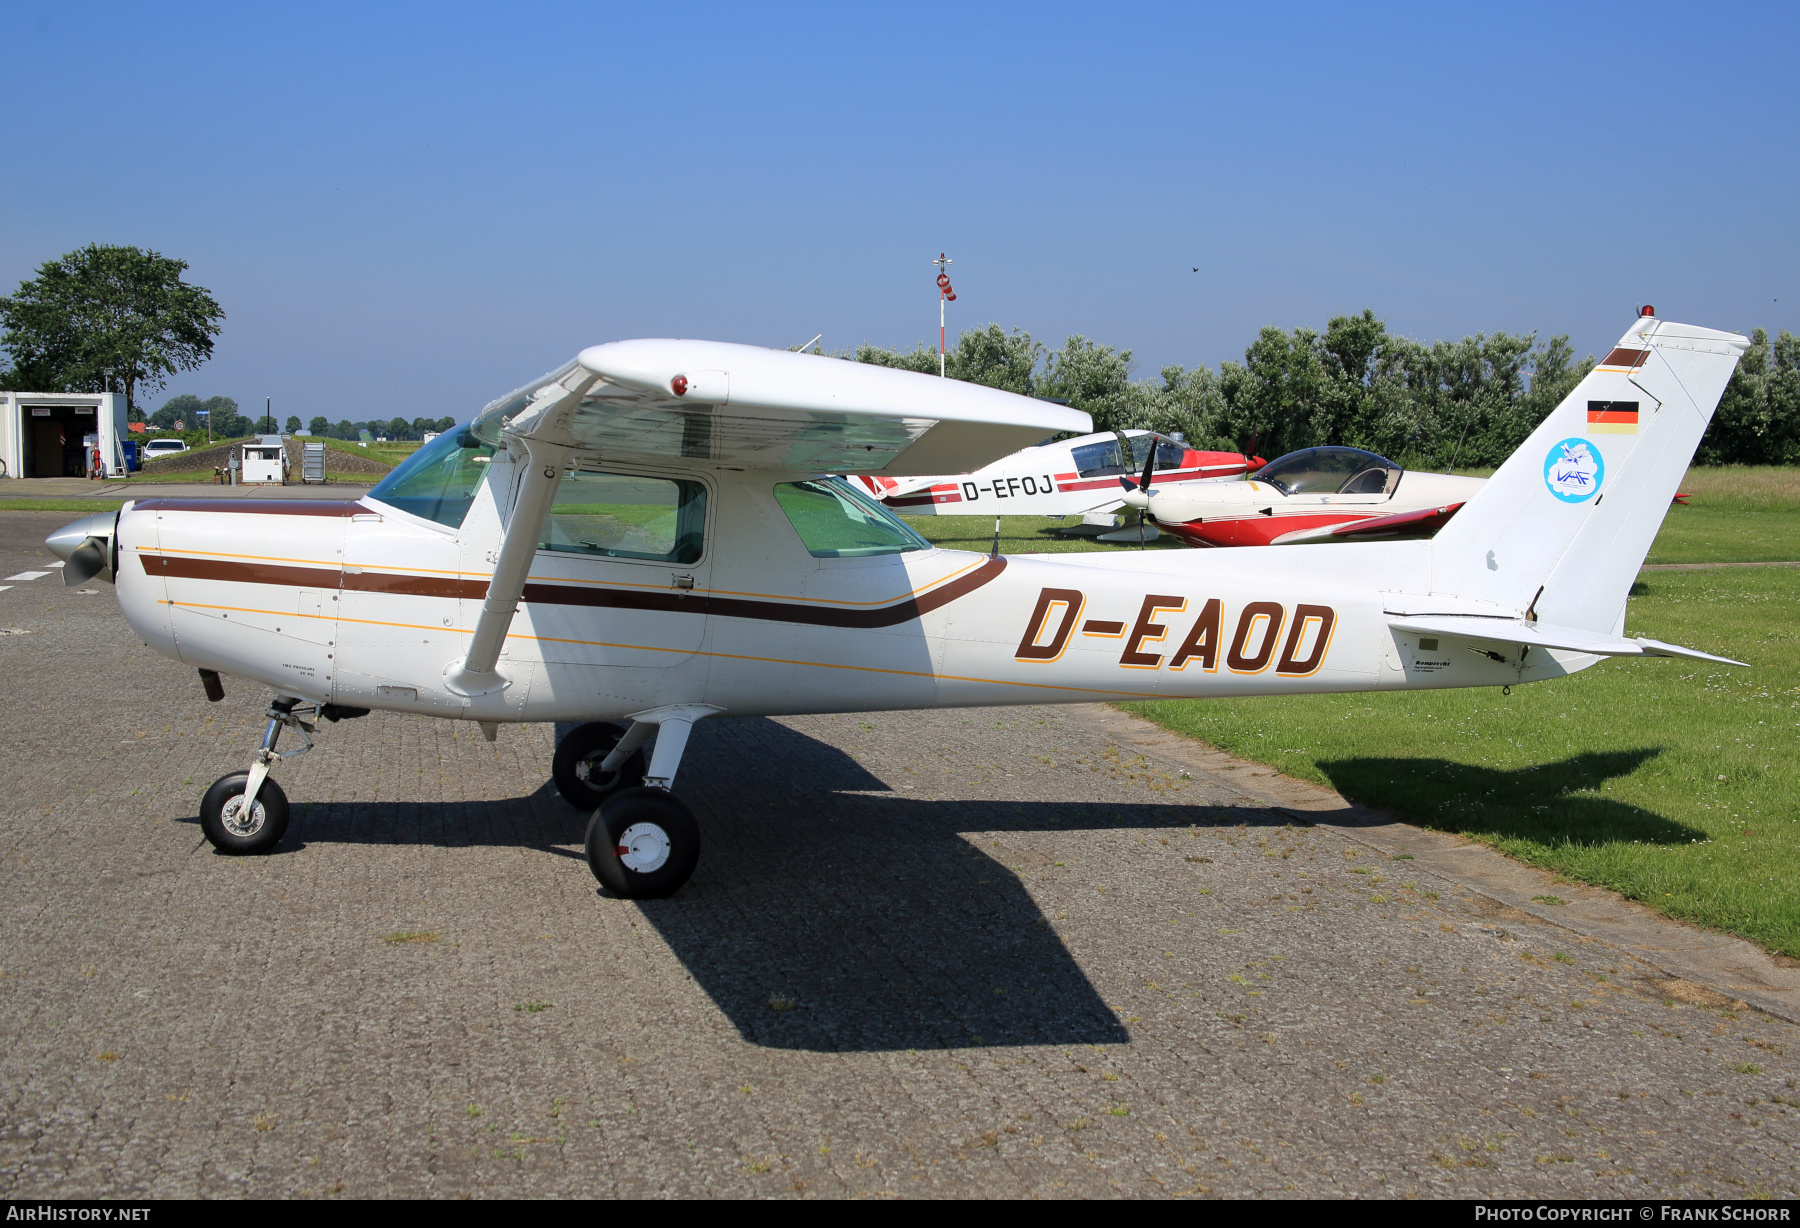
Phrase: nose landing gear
[{"left": 198, "top": 696, "right": 318, "bottom": 855}]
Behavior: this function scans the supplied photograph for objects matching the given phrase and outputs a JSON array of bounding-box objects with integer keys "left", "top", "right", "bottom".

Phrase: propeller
[
  {"left": 63, "top": 537, "right": 110, "bottom": 586},
  {"left": 45, "top": 512, "right": 118, "bottom": 586},
  {"left": 1114, "top": 440, "right": 1159, "bottom": 545}
]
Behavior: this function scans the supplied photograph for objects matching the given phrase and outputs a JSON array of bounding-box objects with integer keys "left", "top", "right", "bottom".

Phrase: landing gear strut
[
  {"left": 580, "top": 704, "right": 718, "bottom": 899},
  {"left": 551, "top": 722, "right": 647, "bottom": 810},
  {"left": 198, "top": 696, "right": 316, "bottom": 855}
]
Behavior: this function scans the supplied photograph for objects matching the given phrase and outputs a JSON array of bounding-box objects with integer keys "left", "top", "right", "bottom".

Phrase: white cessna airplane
[{"left": 49, "top": 311, "right": 1747, "bottom": 899}]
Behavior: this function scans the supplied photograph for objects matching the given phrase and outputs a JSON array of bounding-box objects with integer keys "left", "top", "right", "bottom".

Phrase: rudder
[{"left": 1429, "top": 314, "right": 1748, "bottom": 632}]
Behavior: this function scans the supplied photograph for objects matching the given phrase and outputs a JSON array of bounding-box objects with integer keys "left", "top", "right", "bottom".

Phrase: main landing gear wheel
[
  {"left": 553, "top": 722, "right": 647, "bottom": 810},
  {"left": 199, "top": 772, "right": 291, "bottom": 855},
  {"left": 585, "top": 787, "right": 700, "bottom": 899}
]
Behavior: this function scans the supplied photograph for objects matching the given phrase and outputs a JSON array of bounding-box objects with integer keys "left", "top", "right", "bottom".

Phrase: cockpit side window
[
  {"left": 1254, "top": 446, "right": 1400, "bottom": 496},
  {"left": 774, "top": 477, "right": 931, "bottom": 558},
  {"left": 541, "top": 470, "right": 706, "bottom": 564},
  {"left": 367, "top": 429, "right": 496, "bottom": 528},
  {"left": 1071, "top": 439, "right": 1126, "bottom": 478}
]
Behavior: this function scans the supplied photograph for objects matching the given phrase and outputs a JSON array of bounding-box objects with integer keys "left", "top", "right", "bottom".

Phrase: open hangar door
[
  {"left": 0, "top": 393, "right": 128, "bottom": 478},
  {"left": 23, "top": 404, "right": 94, "bottom": 476}
]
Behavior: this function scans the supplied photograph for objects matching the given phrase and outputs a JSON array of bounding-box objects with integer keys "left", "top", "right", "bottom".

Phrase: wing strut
[{"left": 445, "top": 377, "right": 595, "bottom": 696}]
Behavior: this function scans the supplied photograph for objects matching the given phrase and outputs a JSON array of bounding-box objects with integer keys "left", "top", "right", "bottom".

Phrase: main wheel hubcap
[
  {"left": 616, "top": 822, "right": 671, "bottom": 873},
  {"left": 220, "top": 794, "right": 266, "bottom": 838}
]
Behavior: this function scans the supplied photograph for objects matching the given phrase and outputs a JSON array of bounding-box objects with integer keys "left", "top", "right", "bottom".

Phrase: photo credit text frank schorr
[{"left": 1475, "top": 1208, "right": 1793, "bottom": 1223}]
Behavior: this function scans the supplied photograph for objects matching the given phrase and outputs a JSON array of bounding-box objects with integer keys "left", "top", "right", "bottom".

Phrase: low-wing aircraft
[
  {"left": 851, "top": 429, "right": 1260, "bottom": 530},
  {"left": 1116, "top": 445, "right": 1486, "bottom": 547},
  {"left": 49, "top": 311, "right": 1748, "bottom": 900}
]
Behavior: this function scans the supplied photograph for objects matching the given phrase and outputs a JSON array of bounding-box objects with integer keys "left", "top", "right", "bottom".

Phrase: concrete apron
[{"left": 1074, "top": 702, "right": 1800, "bottom": 1025}]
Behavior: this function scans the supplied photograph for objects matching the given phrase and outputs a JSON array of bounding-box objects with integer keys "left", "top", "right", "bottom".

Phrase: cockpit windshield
[
  {"left": 1253, "top": 447, "right": 1400, "bottom": 497},
  {"left": 1071, "top": 432, "right": 1188, "bottom": 479},
  {"left": 367, "top": 428, "right": 496, "bottom": 528}
]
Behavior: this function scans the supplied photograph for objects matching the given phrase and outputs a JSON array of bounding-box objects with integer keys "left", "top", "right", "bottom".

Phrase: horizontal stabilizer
[
  {"left": 1272, "top": 502, "right": 1465, "bottom": 546},
  {"left": 1388, "top": 615, "right": 1746, "bottom": 667}
]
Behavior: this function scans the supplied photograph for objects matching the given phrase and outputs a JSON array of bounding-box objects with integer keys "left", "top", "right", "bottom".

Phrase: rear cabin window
[
  {"left": 1071, "top": 439, "right": 1126, "bottom": 478},
  {"left": 367, "top": 429, "right": 497, "bottom": 528},
  {"left": 774, "top": 478, "right": 931, "bottom": 558},
  {"left": 541, "top": 470, "right": 706, "bottom": 564}
]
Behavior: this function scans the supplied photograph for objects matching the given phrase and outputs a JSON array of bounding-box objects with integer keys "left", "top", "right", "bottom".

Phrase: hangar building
[{"left": 0, "top": 392, "right": 129, "bottom": 478}]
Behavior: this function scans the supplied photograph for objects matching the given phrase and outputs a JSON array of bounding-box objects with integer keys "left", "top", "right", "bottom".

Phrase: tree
[
  {"left": 853, "top": 340, "right": 940, "bottom": 375},
  {"left": 201, "top": 396, "right": 243, "bottom": 438},
  {"left": 152, "top": 393, "right": 204, "bottom": 429},
  {"left": 0, "top": 244, "right": 224, "bottom": 414},
  {"left": 309, "top": 416, "right": 330, "bottom": 436},
  {"left": 1038, "top": 335, "right": 1135, "bottom": 428},
  {"left": 284, "top": 415, "right": 301, "bottom": 434},
  {"left": 332, "top": 419, "right": 357, "bottom": 440},
  {"left": 1698, "top": 328, "right": 1800, "bottom": 465},
  {"left": 947, "top": 324, "right": 1041, "bottom": 395}
]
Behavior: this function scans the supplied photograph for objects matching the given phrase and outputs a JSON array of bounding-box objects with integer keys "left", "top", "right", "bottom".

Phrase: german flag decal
[{"left": 1587, "top": 400, "right": 1639, "bottom": 434}]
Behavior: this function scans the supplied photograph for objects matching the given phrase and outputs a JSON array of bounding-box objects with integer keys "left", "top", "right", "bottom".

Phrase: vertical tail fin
[{"left": 1429, "top": 315, "right": 1748, "bottom": 632}]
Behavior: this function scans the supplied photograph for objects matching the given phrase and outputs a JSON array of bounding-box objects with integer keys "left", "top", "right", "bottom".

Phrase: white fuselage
[
  {"left": 1147, "top": 470, "right": 1486, "bottom": 547},
  {"left": 114, "top": 459, "right": 1588, "bottom": 729}
]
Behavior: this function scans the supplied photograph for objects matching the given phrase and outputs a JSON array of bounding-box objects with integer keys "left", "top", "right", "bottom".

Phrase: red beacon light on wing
[
  {"left": 668, "top": 371, "right": 728, "bottom": 402},
  {"left": 1639, "top": 305, "right": 1655, "bottom": 318}
]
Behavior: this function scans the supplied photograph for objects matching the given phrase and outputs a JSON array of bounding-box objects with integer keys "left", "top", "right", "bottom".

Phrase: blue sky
[{"left": 2, "top": 2, "right": 1795, "bottom": 423}]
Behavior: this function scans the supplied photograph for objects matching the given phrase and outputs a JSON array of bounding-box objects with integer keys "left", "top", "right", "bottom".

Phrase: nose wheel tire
[
  {"left": 199, "top": 772, "right": 291, "bottom": 855},
  {"left": 553, "top": 722, "right": 647, "bottom": 810},
  {"left": 585, "top": 787, "right": 700, "bottom": 899}
]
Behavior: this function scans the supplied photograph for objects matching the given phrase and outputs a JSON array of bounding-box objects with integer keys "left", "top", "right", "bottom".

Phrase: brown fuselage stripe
[
  {"left": 135, "top": 498, "right": 368, "bottom": 518},
  {"left": 1598, "top": 347, "right": 1650, "bottom": 368},
  {"left": 142, "top": 553, "right": 1008, "bottom": 629}
]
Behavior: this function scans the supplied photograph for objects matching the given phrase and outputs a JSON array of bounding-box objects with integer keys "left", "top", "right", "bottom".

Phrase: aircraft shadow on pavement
[
  {"left": 638, "top": 717, "right": 1190, "bottom": 1052},
  {"left": 1315, "top": 747, "right": 1703, "bottom": 847},
  {"left": 270, "top": 716, "right": 1299, "bottom": 1052}
]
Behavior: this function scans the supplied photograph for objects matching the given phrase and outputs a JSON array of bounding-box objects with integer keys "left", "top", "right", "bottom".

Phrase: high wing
[
  {"left": 470, "top": 339, "right": 1088, "bottom": 476},
  {"left": 447, "top": 339, "right": 1091, "bottom": 697}
]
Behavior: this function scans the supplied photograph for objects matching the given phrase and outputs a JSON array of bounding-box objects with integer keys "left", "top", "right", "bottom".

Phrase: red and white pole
[{"left": 933, "top": 252, "right": 955, "bottom": 377}]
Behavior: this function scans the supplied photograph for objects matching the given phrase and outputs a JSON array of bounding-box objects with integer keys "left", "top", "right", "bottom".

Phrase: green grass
[
  {"left": 309, "top": 436, "right": 420, "bottom": 467},
  {"left": 0, "top": 499, "right": 129, "bottom": 512},
  {"left": 1648, "top": 467, "right": 1800, "bottom": 564},
  {"left": 1123, "top": 567, "right": 1800, "bottom": 954}
]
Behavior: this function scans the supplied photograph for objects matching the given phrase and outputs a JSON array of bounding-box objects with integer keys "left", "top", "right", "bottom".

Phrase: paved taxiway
[{"left": 1, "top": 509, "right": 1797, "bottom": 1198}]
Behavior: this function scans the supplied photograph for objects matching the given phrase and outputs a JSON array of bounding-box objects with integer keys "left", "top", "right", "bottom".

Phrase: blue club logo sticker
[{"left": 1544, "top": 438, "right": 1604, "bottom": 503}]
